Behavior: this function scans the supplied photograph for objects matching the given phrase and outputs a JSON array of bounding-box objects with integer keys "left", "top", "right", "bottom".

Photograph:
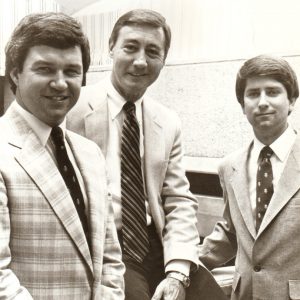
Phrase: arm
[
  {"left": 161, "top": 116, "right": 200, "bottom": 267},
  {"left": 0, "top": 173, "right": 33, "bottom": 299},
  {"left": 198, "top": 167, "right": 237, "bottom": 270},
  {"left": 152, "top": 116, "right": 200, "bottom": 300},
  {"left": 97, "top": 188, "right": 125, "bottom": 300}
]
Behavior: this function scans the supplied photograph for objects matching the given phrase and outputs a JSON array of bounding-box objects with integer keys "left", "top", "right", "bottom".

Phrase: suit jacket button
[{"left": 254, "top": 265, "right": 261, "bottom": 272}]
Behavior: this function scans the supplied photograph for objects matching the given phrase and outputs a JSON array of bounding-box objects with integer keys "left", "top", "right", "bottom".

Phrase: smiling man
[
  {"left": 199, "top": 55, "right": 300, "bottom": 300},
  {"left": 0, "top": 12, "right": 124, "bottom": 299},
  {"left": 67, "top": 8, "right": 226, "bottom": 300}
]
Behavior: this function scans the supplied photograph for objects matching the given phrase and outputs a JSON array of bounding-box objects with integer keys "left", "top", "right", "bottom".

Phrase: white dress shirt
[
  {"left": 105, "top": 80, "right": 190, "bottom": 276},
  {"left": 105, "top": 79, "right": 152, "bottom": 230},
  {"left": 248, "top": 125, "right": 297, "bottom": 226},
  {"left": 14, "top": 101, "right": 89, "bottom": 216}
]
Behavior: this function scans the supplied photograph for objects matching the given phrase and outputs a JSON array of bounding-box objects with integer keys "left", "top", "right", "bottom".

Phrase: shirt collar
[
  {"left": 107, "top": 79, "right": 143, "bottom": 120},
  {"left": 14, "top": 100, "right": 66, "bottom": 146},
  {"left": 253, "top": 124, "right": 297, "bottom": 163}
]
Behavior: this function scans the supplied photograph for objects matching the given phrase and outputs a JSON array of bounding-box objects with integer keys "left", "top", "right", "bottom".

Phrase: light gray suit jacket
[
  {"left": 67, "top": 79, "right": 200, "bottom": 268},
  {"left": 199, "top": 133, "right": 300, "bottom": 300},
  {"left": 0, "top": 102, "right": 125, "bottom": 300}
]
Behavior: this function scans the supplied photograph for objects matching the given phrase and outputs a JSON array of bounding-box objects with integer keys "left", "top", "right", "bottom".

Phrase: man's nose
[
  {"left": 258, "top": 92, "right": 268, "bottom": 107},
  {"left": 133, "top": 50, "right": 147, "bottom": 68},
  {"left": 50, "top": 72, "right": 68, "bottom": 90}
]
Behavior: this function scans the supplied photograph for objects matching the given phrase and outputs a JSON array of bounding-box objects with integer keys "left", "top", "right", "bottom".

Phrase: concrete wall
[
  {"left": 4, "top": 56, "right": 300, "bottom": 159},
  {"left": 86, "top": 56, "right": 300, "bottom": 159}
]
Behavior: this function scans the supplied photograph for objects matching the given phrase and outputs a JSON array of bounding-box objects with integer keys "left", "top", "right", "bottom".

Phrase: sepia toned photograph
[{"left": 0, "top": 0, "right": 300, "bottom": 299}]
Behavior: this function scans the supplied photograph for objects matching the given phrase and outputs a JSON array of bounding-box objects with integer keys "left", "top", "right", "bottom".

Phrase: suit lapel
[
  {"left": 142, "top": 98, "right": 166, "bottom": 233},
  {"left": 5, "top": 104, "right": 93, "bottom": 274},
  {"left": 258, "top": 135, "right": 300, "bottom": 236},
  {"left": 67, "top": 132, "right": 106, "bottom": 273},
  {"left": 84, "top": 91, "right": 109, "bottom": 157},
  {"left": 230, "top": 143, "right": 256, "bottom": 239}
]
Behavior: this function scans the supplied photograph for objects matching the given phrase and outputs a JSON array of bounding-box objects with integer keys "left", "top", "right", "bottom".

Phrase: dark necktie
[
  {"left": 121, "top": 101, "right": 149, "bottom": 263},
  {"left": 51, "top": 126, "right": 89, "bottom": 243},
  {"left": 256, "top": 146, "right": 274, "bottom": 231}
]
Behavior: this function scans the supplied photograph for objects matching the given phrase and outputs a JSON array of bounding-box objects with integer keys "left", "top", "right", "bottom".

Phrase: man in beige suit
[
  {"left": 199, "top": 55, "right": 300, "bottom": 300},
  {"left": 0, "top": 12, "right": 124, "bottom": 299},
  {"left": 68, "top": 8, "right": 227, "bottom": 300}
]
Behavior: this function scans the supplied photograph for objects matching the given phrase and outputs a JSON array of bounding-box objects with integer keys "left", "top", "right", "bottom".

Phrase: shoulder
[
  {"left": 67, "top": 129, "right": 104, "bottom": 158},
  {"left": 67, "top": 80, "right": 108, "bottom": 130},
  {"left": 70, "top": 80, "right": 108, "bottom": 114},
  {"left": 144, "top": 96, "right": 180, "bottom": 123},
  {"left": 218, "top": 146, "right": 249, "bottom": 173}
]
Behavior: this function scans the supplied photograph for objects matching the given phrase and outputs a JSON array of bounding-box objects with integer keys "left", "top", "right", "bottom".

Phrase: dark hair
[
  {"left": 236, "top": 55, "right": 299, "bottom": 106},
  {"left": 109, "top": 9, "right": 171, "bottom": 60},
  {"left": 5, "top": 12, "right": 91, "bottom": 94}
]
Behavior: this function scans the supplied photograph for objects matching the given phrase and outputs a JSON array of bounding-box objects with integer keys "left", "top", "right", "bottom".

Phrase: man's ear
[
  {"left": 288, "top": 97, "right": 297, "bottom": 114},
  {"left": 10, "top": 67, "right": 19, "bottom": 86},
  {"left": 241, "top": 102, "right": 246, "bottom": 114},
  {"left": 109, "top": 41, "right": 115, "bottom": 58}
]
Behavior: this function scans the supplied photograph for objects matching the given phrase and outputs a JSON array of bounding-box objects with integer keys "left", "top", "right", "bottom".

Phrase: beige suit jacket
[
  {"left": 199, "top": 133, "right": 300, "bottom": 300},
  {"left": 67, "top": 79, "right": 200, "bottom": 267},
  {"left": 0, "top": 102, "right": 125, "bottom": 299}
]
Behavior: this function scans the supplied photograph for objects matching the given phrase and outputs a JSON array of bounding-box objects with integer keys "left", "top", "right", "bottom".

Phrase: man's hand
[{"left": 151, "top": 277, "right": 185, "bottom": 300}]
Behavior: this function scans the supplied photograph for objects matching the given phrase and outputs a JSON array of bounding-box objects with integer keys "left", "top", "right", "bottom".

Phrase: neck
[{"left": 255, "top": 125, "right": 288, "bottom": 146}]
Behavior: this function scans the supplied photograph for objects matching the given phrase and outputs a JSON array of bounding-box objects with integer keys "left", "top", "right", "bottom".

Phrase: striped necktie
[
  {"left": 121, "top": 101, "right": 149, "bottom": 263},
  {"left": 256, "top": 146, "right": 274, "bottom": 231}
]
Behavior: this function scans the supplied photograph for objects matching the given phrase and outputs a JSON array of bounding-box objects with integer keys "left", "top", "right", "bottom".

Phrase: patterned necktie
[
  {"left": 256, "top": 146, "right": 274, "bottom": 231},
  {"left": 121, "top": 101, "right": 149, "bottom": 263},
  {"left": 51, "top": 126, "right": 89, "bottom": 244}
]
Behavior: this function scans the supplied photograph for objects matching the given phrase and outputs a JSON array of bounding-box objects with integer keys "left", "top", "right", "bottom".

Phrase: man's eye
[
  {"left": 36, "top": 67, "right": 52, "bottom": 73},
  {"left": 246, "top": 91, "right": 259, "bottom": 98},
  {"left": 124, "top": 45, "right": 137, "bottom": 52},
  {"left": 66, "top": 69, "right": 81, "bottom": 76},
  {"left": 147, "top": 49, "right": 160, "bottom": 58},
  {"left": 267, "top": 90, "right": 280, "bottom": 97}
]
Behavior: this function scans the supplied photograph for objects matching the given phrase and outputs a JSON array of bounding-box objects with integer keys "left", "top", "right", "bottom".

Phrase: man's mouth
[
  {"left": 257, "top": 112, "right": 274, "bottom": 117},
  {"left": 45, "top": 96, "right": 69, "bottom": 101},
  {"left": 129, "top": 73, "right": 146, "bottom": 77}
]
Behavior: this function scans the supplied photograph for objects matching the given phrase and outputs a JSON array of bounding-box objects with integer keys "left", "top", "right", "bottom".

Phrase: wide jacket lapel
[
  {"left": 84, "top": 91, "right": 109, "bottom": 157},
  {"left": 66, "top": 132, "right": 107, "bottom": 278},
  {"left": 258, "top": 135, "right": 300, "bottom": 236},
  {"left": 142, "top": 98, "right": 166, "bottom": 235},
  {"left": 230, "top": 143, "right": 256, "bottom": 239},
  {"left": 5, "top": 105, "right": 93, "bottom": 274}
]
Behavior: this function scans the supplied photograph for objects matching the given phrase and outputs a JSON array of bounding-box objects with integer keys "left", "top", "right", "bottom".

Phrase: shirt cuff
[{"left": 165, "top": 260, "right": 191, "bottom": 276}]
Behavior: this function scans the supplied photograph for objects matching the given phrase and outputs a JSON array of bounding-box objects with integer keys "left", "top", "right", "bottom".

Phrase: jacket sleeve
[
  {"left": 198, "top": 165, "right": 237, "bottom": 270},
  {"left": 0, "top": 173, "right": 33, "bottom": 299},
  {"left": 161, "top": 115, "right": 200, "bottom": 268}
]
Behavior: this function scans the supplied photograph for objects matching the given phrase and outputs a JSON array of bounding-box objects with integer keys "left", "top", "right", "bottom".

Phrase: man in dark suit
[
  {"left": 68, "top": 8, "right": 226, "bottom": 300},
  {"left": 0, "top": 12, "right": 124, "bottom": 299},
  {"left": 199, "top": 55, "right": 300, "bottom": 300}
]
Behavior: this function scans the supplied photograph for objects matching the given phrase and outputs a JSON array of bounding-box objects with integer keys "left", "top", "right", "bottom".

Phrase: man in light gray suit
[
  {"left": 68, "top": 8, "right": 227, "bottom": 300},
  {"left": 199, "top": 55, "right": 300, "bottom": 300}
]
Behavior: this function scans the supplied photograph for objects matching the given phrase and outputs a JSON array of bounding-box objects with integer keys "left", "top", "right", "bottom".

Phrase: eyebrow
[
  {"left": 32, "top": 60, "right": 82, "bottom": 69},
  {"left": 123, "top": 39, "right": 163, "bottom": 49}
]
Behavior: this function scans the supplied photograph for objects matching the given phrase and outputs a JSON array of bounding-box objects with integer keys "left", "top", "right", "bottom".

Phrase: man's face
[
  {"left": 242, "top": 76, "right": 296, "bottom": 143},
  {"left": 10, "top": 45, "right": 83, "bottom": 127},
  {"left": 110, "top": 24, "right": 165, "bottom": 101}
]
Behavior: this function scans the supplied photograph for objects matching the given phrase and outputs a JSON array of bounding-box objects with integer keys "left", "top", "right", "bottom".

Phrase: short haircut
[
  {"left": 235, "top": 55, "right": 299, "bottom": 106},
  {"left": 5, "top": 12, "right": 91, "bottom": 94},
  {"left": 109, "top": 9, "right": 171, "bottom": 60}
]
